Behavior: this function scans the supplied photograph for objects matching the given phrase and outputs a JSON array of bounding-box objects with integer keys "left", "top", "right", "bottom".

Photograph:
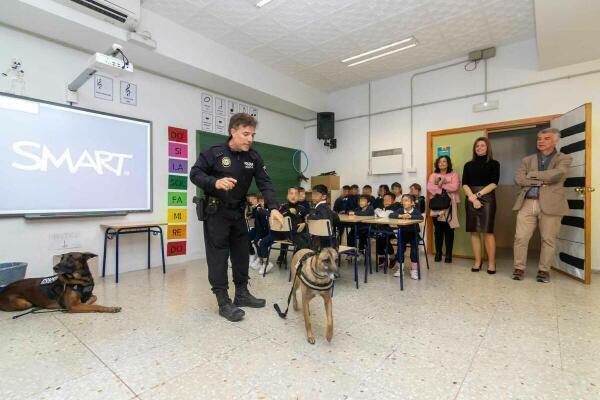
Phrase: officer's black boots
[
  {"left": 216, "top": 291, "right": 245, "bottom": 322},
  {"left": 233, "top": 285, "right": 266, "bottom": 308}
]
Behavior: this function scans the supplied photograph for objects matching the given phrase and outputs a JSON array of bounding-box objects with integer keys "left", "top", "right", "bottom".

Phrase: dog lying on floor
[
  {"left": 0, "top": 252, "right": 121, "bottom": 313},
  {"left": 290, "top": 247, "right": 339, "bottom": 344}
]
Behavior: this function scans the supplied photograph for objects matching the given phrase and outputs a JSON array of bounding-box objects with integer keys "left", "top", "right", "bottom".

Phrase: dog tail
[{"left": 273, "top": 303, "right": 288, "bottom": 319}]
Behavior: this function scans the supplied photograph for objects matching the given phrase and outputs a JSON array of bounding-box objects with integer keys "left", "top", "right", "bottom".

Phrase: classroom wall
[
  {"left": 0, "top": 25, "right": 305, "bottom": 278},
  {"left": 304, "top": 38, "right": 600, "bottom": 271}
]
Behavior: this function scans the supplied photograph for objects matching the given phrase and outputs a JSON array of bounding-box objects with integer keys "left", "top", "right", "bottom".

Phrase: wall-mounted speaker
[{"left": 317, "top": 112, "right": 335, "bottom": 140}]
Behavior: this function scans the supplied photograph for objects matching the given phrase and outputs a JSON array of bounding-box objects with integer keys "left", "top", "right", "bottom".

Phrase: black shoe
[
  {"left": 434, "top": 253, "right": 442, "bottom": 262},
  {"left": 215, "top": 292, "right": 245, "bottom": 322},
  {"left": 234, "top": 286, "right": 266, "bottom": 308},
  {"left": 444, "top": 255, "right": 452, "bottom": 263},
  {"left": 471, "top": 263, "right": 482, "bottom": 272},
  {"left": 487, "top": 265, "right": 497, "bottom": 275}
]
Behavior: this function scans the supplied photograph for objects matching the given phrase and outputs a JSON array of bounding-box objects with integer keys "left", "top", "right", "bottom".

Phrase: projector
[
  {"left": 67, "top": 44, "right": 134, "bottom": 101},
  {"left": 88, "top": 52, "right": 133, "bottom": 76}
]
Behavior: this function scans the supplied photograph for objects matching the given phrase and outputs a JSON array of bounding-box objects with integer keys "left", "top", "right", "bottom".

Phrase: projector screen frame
[{"left": 0, "top": 91, "right": 153, "bottom": 219}]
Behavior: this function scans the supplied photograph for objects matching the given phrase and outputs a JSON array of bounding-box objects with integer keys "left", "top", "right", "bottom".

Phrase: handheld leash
[
  {"left": 12, "top": 308, "right": 66, "bottom": 319},
  {"left": 274, "top": 251, "right": 314, "bottom": 319}
]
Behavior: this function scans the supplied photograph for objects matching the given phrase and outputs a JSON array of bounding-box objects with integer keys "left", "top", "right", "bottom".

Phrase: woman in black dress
[{"left": 462, "top": 137, "right": 500, "bottom": 274}]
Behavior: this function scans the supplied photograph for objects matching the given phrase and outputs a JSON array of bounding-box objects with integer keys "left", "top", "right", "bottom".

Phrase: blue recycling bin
[{"left": 0, "top": 262, "right": 28, "bottom": 291}]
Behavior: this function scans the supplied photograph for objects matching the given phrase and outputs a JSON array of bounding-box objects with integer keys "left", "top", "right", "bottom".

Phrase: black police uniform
[{"left": 190, "top": 141, "right": 278, "bottom": 296}]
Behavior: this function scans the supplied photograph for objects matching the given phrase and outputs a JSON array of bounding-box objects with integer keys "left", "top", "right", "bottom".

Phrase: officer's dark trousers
[{"left": 203, "top": 209, "right": 249, "bottom": 295}]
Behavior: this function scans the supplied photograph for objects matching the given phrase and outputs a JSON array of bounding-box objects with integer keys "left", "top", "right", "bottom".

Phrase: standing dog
[
  {"left": 290, "top": 248, "right": 339, "bottom": 344},
  {"left": 0, "top": 252, "right": 121, "bottom": 313}
]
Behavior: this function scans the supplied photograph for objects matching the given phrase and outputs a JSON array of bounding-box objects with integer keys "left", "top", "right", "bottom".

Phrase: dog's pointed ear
[{"left": 82, "top": 252, "right": 98, "bottom": 261}]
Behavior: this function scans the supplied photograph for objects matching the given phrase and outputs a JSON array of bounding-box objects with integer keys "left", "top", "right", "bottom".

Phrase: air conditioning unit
[
  {"left": 371, "top": 148, "right": 404, "bottom": 175},
  {"left": 55, "top": 0, "right": 140, "bottom": 31}
]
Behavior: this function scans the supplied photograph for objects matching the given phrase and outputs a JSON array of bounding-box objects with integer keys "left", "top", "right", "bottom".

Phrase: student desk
[
  {"left": 363, "top": 218, "right": 423, "bottom": 291},
  {"left": 338, "top": 214, "right": 375, "bottom": 279},
  {"left": 101, "top": 222, "right": 167, "bottom": 283}
]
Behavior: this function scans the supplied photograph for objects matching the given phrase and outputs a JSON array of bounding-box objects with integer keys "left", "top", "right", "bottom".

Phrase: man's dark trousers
[{"left": 203, "top": 208, "right": 249, "bottom": 294}]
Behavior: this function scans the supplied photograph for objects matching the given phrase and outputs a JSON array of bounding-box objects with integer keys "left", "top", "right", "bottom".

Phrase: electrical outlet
[{"left": 49, "top": 231, "right": 81, "bottom": 250}]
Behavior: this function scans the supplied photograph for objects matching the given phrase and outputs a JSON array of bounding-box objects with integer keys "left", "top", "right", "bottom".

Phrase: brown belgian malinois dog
[
  {"left": 0, "top": 252, "right": 121, "bottom": 313},
  {"left": 288, "top": 247, "right": 339, "bottom": 344}
]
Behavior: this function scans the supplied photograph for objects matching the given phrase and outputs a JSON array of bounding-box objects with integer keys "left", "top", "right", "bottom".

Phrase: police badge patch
[{"left": 221, "top": 157, "right": 231, "bottom": 167}]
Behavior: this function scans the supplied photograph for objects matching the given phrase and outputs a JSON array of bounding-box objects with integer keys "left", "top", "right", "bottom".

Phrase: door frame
[{"left": 426, "top": 114, "right": 562, "bottom": 260}]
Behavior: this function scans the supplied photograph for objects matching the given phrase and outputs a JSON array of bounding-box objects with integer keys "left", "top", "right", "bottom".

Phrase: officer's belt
[{"left": 208, "top": 197, "right": 245, "bottom": 209}]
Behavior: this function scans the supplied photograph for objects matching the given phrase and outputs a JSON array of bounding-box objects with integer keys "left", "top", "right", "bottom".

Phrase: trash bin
[{"left": 0, "top": 262, "right": 28, "bottom": 291}]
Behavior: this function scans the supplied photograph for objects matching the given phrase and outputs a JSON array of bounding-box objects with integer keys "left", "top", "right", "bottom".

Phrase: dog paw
[
  {"left": 111, "top": 307, "right": 122, "bottom": 313},
  {"left": 326, "top": 333, "right": 333, "bottom": 342},
  {"left": 307, "top": 336, "right": 315, "bottom": 344}
]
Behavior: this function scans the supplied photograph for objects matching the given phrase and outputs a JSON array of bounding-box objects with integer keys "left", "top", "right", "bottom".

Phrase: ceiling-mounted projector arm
[{"left": 67, "top": 44, "right": 133, "bottom": 101}]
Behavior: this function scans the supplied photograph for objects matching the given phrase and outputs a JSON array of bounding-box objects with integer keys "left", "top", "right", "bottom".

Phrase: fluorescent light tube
[
  {"left": 347, "top": 43, "right": 417, "bottom": 67},
  {"left": 342, "top": 37, "right": 414, "bottom": 63},
  {"left": 256, "top": 0, "right": 274, "bottom": 7}
]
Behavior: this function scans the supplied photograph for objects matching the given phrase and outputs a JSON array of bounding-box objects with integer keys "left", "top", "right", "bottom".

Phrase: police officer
[{"left": 190, "top": 113, "right": 284, "bottom": 322}]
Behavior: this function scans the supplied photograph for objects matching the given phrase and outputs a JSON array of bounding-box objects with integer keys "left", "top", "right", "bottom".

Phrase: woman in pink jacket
[{"left": 427, "top": 156, "right": 460, "bottom": 263}]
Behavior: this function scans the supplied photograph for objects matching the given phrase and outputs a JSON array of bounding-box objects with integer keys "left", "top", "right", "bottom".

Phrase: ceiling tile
[
  {"left": 268, "top": 34, "right": 314, "bottom": 57},
  {"left": 246, "top": 45, "right": 287, "bottom": 65},
  {"left": 312, "top": 60, "right": 347, "bottom": 77},
  {"left": 290, "top": 48, "right": 331, "bottom": 67},
  {"left": 268, "top": 0, "right": 320, "bottom": 28},
  {"left": 302, "top": 0, "right": 359, "bottom": 13},
  {"left": 181, "top": 10, "right": 233, "bottom": 40},
  {"left": 145, "top": 0, "right": 537, "bottom": 92},
  {"left": 292, "top": 19, "right": 345, "bottom": 46},
  {"left": 206, "top": 0, "right": 262, "bottom": 23},
  {"left": 216, "top": 30, "right": 264, "bottom": 54},
  {"left": 271, "top": 58, "right": 309, "bottom": 75},
  {"left": 240, "top": 15, "right": 289, "bottom": 44},
  {"left": 142, "top": 0, "right": 203, "bottom": 22},
  {"left": 327, "top": 2, "right": 381, "bottom": 34}
]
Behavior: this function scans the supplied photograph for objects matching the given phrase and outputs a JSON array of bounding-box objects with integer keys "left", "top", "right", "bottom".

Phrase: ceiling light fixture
[
  {"left": 341, "top": 37, "right": 414, "bottom": 63},
  {"left": 256, "top": 0, "right": 274, "bottom": 7},
  {"left": 346, "top": 43, "right": 417, "bottom": 67}
]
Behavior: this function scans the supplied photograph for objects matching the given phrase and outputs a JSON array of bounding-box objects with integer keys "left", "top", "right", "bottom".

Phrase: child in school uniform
[
  {"left": 410, "top": 183, "right": 426, "bottom": 214},
  {"left": 374, "top": 192, "right": 397, "bottom": 268},
  {"left": 276, "top": 186, "right": 309, "bottom": 266},
  {"left": 348, "top": 194, "right": 374, "bottom": 253},
  {"left": 390, "top": 194, "right": 423, "bottom": 280},
  {"left": 307, "top": 184, "right": 340, "bottom": 249},
  {"left": 297, "top": 187, "right": 311, "bottom": 212},
  {"left": 362, "top": 185, "right": 376, "bottom": 205},
  {"left": 333, "top": 185, "right": 351, "bottom": 214},
  {"left": 372, "top": 184, "right": 390, "bottom": 210}
]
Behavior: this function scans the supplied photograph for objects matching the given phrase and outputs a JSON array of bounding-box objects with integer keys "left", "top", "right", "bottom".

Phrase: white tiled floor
[{"left": 1, "top": 253, "right": 599, "bottom": 400}]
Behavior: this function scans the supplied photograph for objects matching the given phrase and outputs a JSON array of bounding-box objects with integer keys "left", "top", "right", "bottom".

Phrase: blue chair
[{"left": 308, "top": 219, "right": 359, "bottom": 289}]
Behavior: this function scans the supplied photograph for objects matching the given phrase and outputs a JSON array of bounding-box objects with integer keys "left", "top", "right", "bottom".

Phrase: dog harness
[
  {"left": 273, "top": 251, "right": 333, "bottom": 319},
  {"left": 12, "top": 276, "right": 94, "bottom": 319},
  {"left": 40, "top": 275, "right": 94, "bottom": 307}
]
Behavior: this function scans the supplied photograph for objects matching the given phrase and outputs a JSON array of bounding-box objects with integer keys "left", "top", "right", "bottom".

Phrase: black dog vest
[{"left": 39, "top": 275, "right": 94, "bottom": 306}]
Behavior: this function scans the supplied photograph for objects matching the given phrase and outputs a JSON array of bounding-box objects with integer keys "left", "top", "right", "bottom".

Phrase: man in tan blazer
[{"left": 512, "top": 127, "right": 572, "bottom": 283}]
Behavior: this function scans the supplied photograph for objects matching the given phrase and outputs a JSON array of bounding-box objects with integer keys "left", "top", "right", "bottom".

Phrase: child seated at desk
[
  {"left": 307, "top": 184, "right": 340, "bottom": 249},
  {"left": 374, "top": 193, "right": 397, "bottom": 268},
  {"left": 276, "top": 186, "right": 310, "bottom": 266},
  {"left": 348, "top": 194, "right": 374, "bottom": 253},
  {"left": 410, "top": 183, "right": 426, "bottom": 214},
  {"left": 390, "top": 194, "right": 423, "bottom": 280}
]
